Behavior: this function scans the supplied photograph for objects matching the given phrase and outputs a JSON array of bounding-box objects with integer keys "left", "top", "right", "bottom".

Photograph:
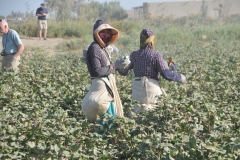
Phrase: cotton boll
[
  {"left": 115, "top": 55, "right": 131, "bottom": 69},
  {"left": 194, "top": 117, "right": 198, "bottom": 123},
  {"left": 111, "top": 45, "right": 119, "bottom": 54},
  {"left": 106, "top": 45, "right": 114, "bottom": 53}
]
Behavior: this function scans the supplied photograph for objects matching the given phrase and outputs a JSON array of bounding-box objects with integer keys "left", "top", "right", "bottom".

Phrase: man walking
[{"left": 36, "top": 3, "right": 48, "bottom": 40}]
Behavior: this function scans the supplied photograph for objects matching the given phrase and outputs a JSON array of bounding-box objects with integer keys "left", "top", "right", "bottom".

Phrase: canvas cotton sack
[{"left": 81, "top": 78, "right": 113, "bottom": 122}]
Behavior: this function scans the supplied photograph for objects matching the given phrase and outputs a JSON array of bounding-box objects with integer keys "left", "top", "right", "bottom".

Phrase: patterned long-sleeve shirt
[
  {"left": 86, "top": 42, "right": 114, "bottom": 77},
  {"left": 118, "top": 44, "right": 181, "bottom": 82}
]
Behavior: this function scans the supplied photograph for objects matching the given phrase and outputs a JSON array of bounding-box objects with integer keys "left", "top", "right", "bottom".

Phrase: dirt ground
[{"left": 0, "top": 36, "right": 66, "bottom": 55}]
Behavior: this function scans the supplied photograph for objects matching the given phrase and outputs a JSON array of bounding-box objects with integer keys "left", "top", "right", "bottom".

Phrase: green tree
[
  {"left": 201, "top": 0, "right": 208, "bottom": 18},
  {"left": 43, "top": 0, "right": 127, "bottom": 21},
  {"left": 82, "top": 0, "right": 128, "bottom": 21},
  {"left": 98, "top": 1, "right": 128, "bottom": 20},
  {"left": 80, "top": 1, "right": 101, "bottom": 20},
  {"left": 72, "top": 0, "right": 88, "bottom": 19},
  {"left": 6, "top": 11, "right": 24, "bottom": 20},
  {"left": 44, "top": 0, "right": 82, "bottom": 21},
  {"left": 25, "top": 2, "right": 35, "bottom": 20}
]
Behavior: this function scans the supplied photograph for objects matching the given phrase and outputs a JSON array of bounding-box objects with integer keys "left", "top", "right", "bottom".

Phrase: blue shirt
[
  {"left": 36, "top": 7, "right": 48, "bottom": 20},
  {"left": 2, "top": 29, "right": 22, "bottom": 54}
]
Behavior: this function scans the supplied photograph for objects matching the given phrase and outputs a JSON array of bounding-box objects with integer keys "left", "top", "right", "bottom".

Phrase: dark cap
[{"left": 41, "top": 3, "right": 45, "bottom": 6}]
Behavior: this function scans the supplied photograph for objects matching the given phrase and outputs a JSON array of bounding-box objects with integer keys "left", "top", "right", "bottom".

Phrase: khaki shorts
[
  {"left": 2, "top": 54, "right": 20, "bottom": 72},
  {"left": 38, "top": 20, "right": 47, "bottom": 30}
]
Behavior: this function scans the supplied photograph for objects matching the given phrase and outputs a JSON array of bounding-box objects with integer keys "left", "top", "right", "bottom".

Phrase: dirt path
[{"left": 0, "top": 37, "right": 66, "bottom": 55}]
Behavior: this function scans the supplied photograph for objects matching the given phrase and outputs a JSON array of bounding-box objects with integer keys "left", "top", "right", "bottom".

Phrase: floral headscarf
[{"left": 140, "top": 28, "right": 155, "bottom": 49}]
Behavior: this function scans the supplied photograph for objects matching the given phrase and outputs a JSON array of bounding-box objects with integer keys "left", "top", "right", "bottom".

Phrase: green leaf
[
  {"left": 189, "top": 135, "right": 196, "bottom": 148},
  {"left": 71, "top": 145, "right": 80, "bottom": 152}
]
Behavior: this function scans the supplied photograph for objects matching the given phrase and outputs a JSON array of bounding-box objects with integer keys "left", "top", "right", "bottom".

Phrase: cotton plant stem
[{"left": 160, "top": 87, "right": 167, "bottom": 96}]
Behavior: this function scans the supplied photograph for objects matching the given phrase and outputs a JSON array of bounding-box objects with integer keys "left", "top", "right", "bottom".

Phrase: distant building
[{"left": 127, "top": 0, "right": 240, "bottom": 19}]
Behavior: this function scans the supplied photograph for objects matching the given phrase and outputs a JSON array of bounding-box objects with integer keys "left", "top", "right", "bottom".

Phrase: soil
[{"left": 0, "top": 36, "right": 66, "bottom": 55}]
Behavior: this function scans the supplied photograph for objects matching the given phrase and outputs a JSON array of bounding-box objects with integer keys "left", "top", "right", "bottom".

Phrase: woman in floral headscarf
[
  {"left": 81, "top": 20, "right": 123, "bottom": 124},
  {"left": 116, "top": 28, "right": 187, "bottom": 114}
]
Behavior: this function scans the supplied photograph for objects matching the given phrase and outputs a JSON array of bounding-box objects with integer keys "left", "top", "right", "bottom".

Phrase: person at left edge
[
  {"left": 0, "top": 19, "right": 24, "bottom": 72},
  {"left": 81, "top": 19, "right": 124, "bottom": 124}
]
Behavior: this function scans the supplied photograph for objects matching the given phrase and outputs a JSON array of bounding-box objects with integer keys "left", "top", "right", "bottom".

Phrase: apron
[
  {"left": 132, "top": 76, "right": 163, "bottom": 114},
  {"left": 81, "top": 77, "right": 113, "bottom": 122}
]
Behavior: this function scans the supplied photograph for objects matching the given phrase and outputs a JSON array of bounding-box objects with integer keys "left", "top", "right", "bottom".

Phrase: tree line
[{"left": 1, "top": 0, "right": 128, "bottom": 21}]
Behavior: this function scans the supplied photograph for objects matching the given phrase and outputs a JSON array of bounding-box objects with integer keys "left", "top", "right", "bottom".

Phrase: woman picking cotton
[
  {"left": 81, "top": 20, "right": 123, "bottom": 128},
  {"left": 115, "top": 28, "right": 187, "bottom": 114}
]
